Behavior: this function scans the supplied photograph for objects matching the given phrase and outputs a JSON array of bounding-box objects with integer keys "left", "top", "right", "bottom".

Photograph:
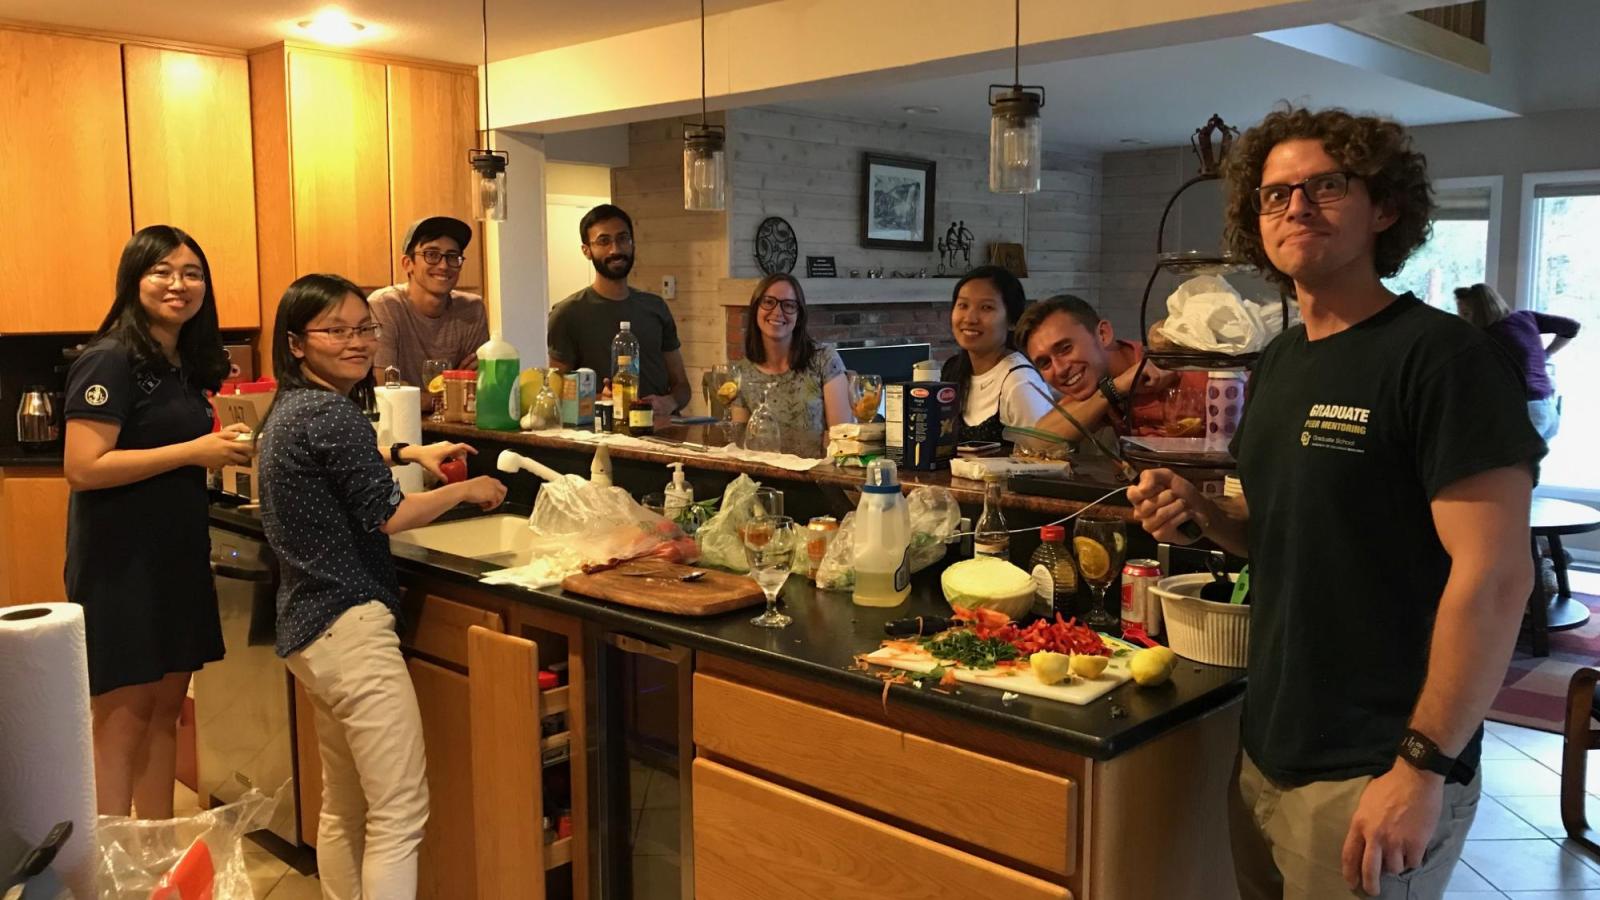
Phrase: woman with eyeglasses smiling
[
  {"left": 256, "top": 273, "right": 505, "bottom": 897},
  {"left": 729, "top": 273, "right": 854, "bottom": 451},
  {"left": 62, "top": 225, "right": 244, "bottom": 818}
]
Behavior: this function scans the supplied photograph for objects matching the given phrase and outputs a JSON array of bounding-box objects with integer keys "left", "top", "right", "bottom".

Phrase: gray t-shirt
[
  {"left": 367, "top": 284, "right": 490, "bottom": 386},
  {"left": 731, "top": 347, "right": 847, "bottom": 437},
  {"left": 547, "top": 287, "right": 680, "bottom": 397}
]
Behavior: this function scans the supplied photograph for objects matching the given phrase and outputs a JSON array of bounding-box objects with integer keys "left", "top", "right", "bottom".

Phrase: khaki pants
[
  {"left": 1230, "top": 751, "right": 1479, "bottom": 900},
  {"left": 287, "top": 601, "right": 429, "bottom": 900}
]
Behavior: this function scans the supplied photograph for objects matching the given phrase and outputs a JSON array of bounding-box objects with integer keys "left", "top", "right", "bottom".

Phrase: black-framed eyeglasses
[
  {"left": 1253, "top": 171, "right": 1357, "bottom": 214},
  {"left": 588, "top": 233, "right": 634, "bottom": 250},
  {"left": 414, "top": 249, "right": 466, "bottom": 267},
  {"left": 299, "top": 323, "right": 383, "bottom": 343},
  {"left": 757, "top": 296, "right": 799, "bottom": 315}
]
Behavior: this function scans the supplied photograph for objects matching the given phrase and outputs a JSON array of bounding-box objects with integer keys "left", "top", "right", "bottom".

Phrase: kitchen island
[{"left": 212, "top": 438, "right": 1246, "bottom": 900}]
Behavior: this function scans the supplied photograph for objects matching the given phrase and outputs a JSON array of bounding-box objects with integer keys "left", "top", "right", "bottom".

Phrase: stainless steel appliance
[
  {"left": 196, "top": 527, "right": 299, "bottom": 846},
  {"left": 15, "top": 386, "right": 58, "bottom": 446}
]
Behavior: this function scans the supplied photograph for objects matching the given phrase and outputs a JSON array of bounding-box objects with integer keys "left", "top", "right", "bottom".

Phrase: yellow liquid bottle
[
  {"left": 852, "top": 459, "right": 911, "bottom": 607},
  {"left": 612, "top": 358, "right": 638, "bottom": 436}
]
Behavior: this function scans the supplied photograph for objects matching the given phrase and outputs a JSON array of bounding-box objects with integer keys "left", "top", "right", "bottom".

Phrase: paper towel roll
[
  {"left": 375, "top": 385, "right": 425, "bottom": 493},
  {"left": 0, "top": 604, "right": 97, "bottom": 899}
]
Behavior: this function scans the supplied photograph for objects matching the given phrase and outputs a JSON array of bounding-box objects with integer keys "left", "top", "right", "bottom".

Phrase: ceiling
[
  {"left": 0, "top": 0, "right": 769, "bottom": 64},
  {"left": 781, "top": 32, "right": 1515, "bottom": 152}
]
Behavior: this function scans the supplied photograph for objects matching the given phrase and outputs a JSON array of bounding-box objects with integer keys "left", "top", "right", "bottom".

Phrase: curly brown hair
[{"left": 1221, "top": 106, "right": 1433, "bottom": 293}]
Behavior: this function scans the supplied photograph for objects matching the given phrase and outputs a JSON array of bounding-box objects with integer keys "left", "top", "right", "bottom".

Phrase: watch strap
[
  {"left": 1399, "top": 728, "right": 1472, "bottom": 781},
  {"left": 1097, "top": 375, "right": 1125, "bottom": 414},
  {"left": 390, "top": 442, "right": 410, "bottom": 465}
]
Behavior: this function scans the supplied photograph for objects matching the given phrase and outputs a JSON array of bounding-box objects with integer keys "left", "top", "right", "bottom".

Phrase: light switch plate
[{"left": 661, "top": 274, "right": 677, "bottom": 300}]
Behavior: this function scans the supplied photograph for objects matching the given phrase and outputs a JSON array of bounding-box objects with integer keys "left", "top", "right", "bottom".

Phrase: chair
[{"left": 1561, "top": 667, "right": 1600, "bottom": 854}]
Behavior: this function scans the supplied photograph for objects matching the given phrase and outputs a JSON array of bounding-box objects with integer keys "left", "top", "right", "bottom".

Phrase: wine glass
[
  {"left": 529, "top": 368, "right": 562, "bottom": 430},
  {"left": 743, "top": 515, "right": 797, "bottom": 628},
  {"left": 422, "top": 358, "right": 450, "bottom": 423},
  {"left": 743, "top": 384, "right": 783, "bottom": 453},
  {"left": 710, "top": 364, "right": 741, "bottom": 424},
  {"left": 850, "top": 372, "right": 883, "bottom": 422},
  {"left": 1073, "top": 516, "right": 1127, "bottom": 631}
]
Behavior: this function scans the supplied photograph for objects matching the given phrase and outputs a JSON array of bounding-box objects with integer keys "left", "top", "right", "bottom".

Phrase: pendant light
[
  {"left": 469, "top": 0, "right": 508, "bottom": 220},
  {"left": 682, "top": 0, "right": 726, "bottom": 211},
  {"left": 988, "top": 0, "right": 1044, "bottom": 194}
]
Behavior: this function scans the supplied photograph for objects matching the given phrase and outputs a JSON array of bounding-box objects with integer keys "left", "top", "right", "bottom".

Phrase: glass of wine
[
  {"left": 743, "top": 383, "right": 783, "bottom": 453},
  {"left": 1073, "top": 516, "right": 1127, "bottom": 631},
  {"left": 422, "top": 358, "right": 450, "bottom": 423},
  {"left": 711, "top": 364, "right": 740, "bottom": 425},
  {"left": 743, "top": 515, "right": 797, "bottom": 628},
  {"left": 850, "top": 372, "right": 883, "bottom": 422}
]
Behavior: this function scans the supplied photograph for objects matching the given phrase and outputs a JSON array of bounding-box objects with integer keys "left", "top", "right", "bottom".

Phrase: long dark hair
[
  {"left": 743, "top": 273, "right": 820, "bottom": 372},
  {"left": 943, "top": 265, "right": 1028, "bottom": 412},
  {"left": 258, "top": 274, "right": 376, "bottom": 438},
  {"left": 95, "top": 225, "right": 231, "bottom": 390}
]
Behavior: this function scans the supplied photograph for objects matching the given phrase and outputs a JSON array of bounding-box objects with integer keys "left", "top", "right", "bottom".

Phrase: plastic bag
[
  {"left": 694, "top": 475, "right": 764, "bottom": 573},
  {"left": 1162, "top": 275, "right": 1280, "bottom": 354},
  {"left": 814, "top": 486, "right": 960, "bottom": 591},
  {"left": 94, "top": 788, "right": 278, "bottom": 900},
  {"left": 520, "top": 474, "right": 698, "bottom": 574}
]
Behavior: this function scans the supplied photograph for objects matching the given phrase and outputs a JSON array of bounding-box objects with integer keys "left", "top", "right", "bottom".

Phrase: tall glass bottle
[
  {"left": 610, "top": 322, "right": 640, "bottom": 435},
  {"left": 973, "top": 473, "right": 1009, "bottom": 560}
]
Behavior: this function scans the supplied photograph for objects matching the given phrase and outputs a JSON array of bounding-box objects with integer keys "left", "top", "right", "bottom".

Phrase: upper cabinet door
[
  {"left": 124, "top": 47, "right": 260, "bottom": 329},
  {"left": 0, "top": 30, "right": 130, "bottom": 333},
  {"left": 387, "top": 66, "right": 482, "bottom": 291},
  {"left": 287, "top": 51, "right": 391, "bottom": 290}
]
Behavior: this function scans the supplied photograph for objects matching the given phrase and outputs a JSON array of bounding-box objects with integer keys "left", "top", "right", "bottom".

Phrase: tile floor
[{"left": 188, "top": 718, "right": 1600, "bottom": 898}]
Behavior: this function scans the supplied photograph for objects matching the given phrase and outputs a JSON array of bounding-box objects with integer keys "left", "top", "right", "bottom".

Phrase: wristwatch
[
  {"left": 389, "top": 442, "right": 411, "bottom": 466},
  {"left": 1097, "top": 375, "right": 1126, "bottom": 414},
  {"left": 1397, "top": 728, "right": 1456, "bottom": 778}
]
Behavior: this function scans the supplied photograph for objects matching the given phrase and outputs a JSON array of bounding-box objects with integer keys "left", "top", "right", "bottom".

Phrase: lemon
[
  {"left": 717, "top": 381, "right": 739, "bottom": 403},
  {"left": 426, "top": 374, "right": 446, "bottom": 395},
  {"left": 1069, "top": 654, "right": 1109, "bottom": 679},
  {"left": 518, "top": 369, "right": 544, "bottom": 410},
  {"left": 1074, "top": 537, "right": 1111, "bottom": 581},
  {"left": 1130, "top": 646, "right": 1177, "bottom": 687},
  {"left": 1029, "top": 651, "right": 1072, "bottom": 686}
]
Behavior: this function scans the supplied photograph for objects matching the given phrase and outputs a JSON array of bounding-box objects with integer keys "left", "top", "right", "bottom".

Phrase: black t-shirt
[
  {"left": 1232, "top": 294, "right": 1545, "bottom": 785},
  {"left": 546, "top": 287, "right": 680, "bottom": 397}
]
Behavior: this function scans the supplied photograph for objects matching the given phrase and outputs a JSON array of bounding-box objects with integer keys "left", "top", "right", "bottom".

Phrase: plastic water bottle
[
  {"left": 475, "top": 334, "right": 520, "bottom": 431},
  {"left": 852, "top": 458, "right": 911, "bottom": 608}
]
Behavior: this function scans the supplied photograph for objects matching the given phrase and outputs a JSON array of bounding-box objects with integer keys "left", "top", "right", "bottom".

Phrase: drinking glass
[
  {"left": 743, "top": 384, "right": 783, "bottom": 453},
  {"left": 421, "top": 358, "right": 450, "bottom": 422},
  {"left": 743, "top": 515, "right": 797, "bottom": 627},
  {"left": 529, "top": 368, "right": 561, "bottom": 430},
  {"left": 1073, "top": 516, "right": 1127, "bottom": 631},
  {"left": 710, "top": 364, "right": 741, "bottom": 424},
  {"left": 850, "top": 372, "right": 884, "bottom": 422}
]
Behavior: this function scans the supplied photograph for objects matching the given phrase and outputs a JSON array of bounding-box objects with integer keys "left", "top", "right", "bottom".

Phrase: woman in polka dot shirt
[{"left": 257, "top": 273, "right": 506, "bottom": 897}]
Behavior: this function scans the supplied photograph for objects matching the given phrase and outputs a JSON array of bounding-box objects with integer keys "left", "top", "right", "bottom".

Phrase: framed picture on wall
[{"left": 861, "top": 153, "right": 935, "bottom": 251}]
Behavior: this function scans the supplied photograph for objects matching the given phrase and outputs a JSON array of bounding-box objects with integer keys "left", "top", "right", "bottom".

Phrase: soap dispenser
[
  {"left": 664, "top": 461, "right": 694, "bottom": 521},
  {"left": 590, "top": 444, "right": 613, "bottom": 487}
]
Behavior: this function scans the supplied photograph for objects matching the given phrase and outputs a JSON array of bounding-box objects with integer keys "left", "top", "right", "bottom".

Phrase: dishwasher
[{"left": 195, "top": 526, "right": 299, "bottom": 848}]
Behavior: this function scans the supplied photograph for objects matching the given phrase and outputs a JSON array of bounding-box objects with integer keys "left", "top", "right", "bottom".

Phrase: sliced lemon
[
  {"left": 427, "top": 374, "right": 446, "bottom": 395},
  {"left": 1069, "top": 654, "right": 1109, "bottom": 679},
  {"left": 1074, "top": 537, "right": 1111, "bottom": 581},
  {"left": 1029, "top": 651, "right": 1072, "bottom": 686},
  {"left": 717, "top": 381, "right": 739, "bottom": 403}
]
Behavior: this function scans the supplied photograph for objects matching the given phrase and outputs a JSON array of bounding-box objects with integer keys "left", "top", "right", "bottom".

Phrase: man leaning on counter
[
  {"left": 547, "top": 203, "right": 693, "bottom": 417},
  {"left": 368, "top": 215, "right": 489, "bottom": 386}
]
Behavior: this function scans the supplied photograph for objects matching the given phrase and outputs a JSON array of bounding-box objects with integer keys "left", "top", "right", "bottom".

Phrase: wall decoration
[
  {"left": 937, "top": 221, "right": 975, "bottom": 275},
  {"left": 861, "top": 153, "right": 936, "bottom": 251},
  {"left": 988, "top": 242, "right": 1028, "bottom": 277},
  {"left": 805, "top": 256, "right": 837, "bottom": 277},
  {"left": 754, "top": 216, "right": 798, "bottom": 274}
]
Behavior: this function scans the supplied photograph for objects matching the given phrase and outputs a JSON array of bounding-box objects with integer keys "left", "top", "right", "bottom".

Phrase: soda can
[{"left": 1121, "top": 559, "right": 1163, "bottom": 635}]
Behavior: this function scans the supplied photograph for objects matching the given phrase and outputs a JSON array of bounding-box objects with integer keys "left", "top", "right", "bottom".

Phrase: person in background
[
  {"left": 1454, "top": 282, "right": 1580, "bottom": 441},
  {"left": 368, "top": 215, "right": 488, "bottom": 386},
  {"left": 729, "top": 273, "right": 853, "bottom": 447},
  {"left": 63, "top": 225, "right": 248, "bottom": 817},
  {"left": 258, "top": 274, "right": 506, "bottom": 897},
  {"left": 1015, "top": 293, "right": 1205, "bottom": 444},
  {"left": 1129, "top": 107, "right": 1542, "bottom": 899},
  {"left": 547, "top": 204, "right": 692, "bottom": 416},
  {"left": 939, "top": 265, "right": 1057, "bottom": 445}
]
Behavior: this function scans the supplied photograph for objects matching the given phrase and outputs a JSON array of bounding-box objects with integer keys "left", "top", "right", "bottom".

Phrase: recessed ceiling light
[
  {"left": 902, "top": 105, "right": 942, "bottom": 116},
  {"left": 296, "top": 9, "right": 368, "bottom": 45}
]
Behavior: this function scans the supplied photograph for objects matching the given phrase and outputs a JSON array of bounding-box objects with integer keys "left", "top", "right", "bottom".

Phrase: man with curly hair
[{"left": 1128, "top": 107, "right": 1545, "bottom": 899}]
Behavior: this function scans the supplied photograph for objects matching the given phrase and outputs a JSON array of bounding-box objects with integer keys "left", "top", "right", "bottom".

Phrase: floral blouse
[{"left": 730, "top": 347, "right": 847, "bottom": 436}]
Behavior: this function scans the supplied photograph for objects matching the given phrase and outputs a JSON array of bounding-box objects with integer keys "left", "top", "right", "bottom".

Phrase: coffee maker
[{"left": 15, "top": 386, "right": 61, "bottom": 450}]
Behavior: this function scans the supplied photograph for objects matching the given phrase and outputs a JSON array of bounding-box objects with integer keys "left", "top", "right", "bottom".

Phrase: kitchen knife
[{"left": 883, "top": 615, "right": 955, "bottom": 637}]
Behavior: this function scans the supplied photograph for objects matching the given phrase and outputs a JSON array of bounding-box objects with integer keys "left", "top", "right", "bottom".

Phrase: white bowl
[{"left": 1150, "top": 573, "right": 1250, "bottom": 668}]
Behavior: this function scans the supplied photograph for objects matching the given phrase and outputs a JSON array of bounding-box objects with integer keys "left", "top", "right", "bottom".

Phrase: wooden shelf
[
  {"left": 543, "top": 685, "right": 569, "bottom": 715},
  {"left": 545, "top": 836, "right": 573, "bottom": 870}
]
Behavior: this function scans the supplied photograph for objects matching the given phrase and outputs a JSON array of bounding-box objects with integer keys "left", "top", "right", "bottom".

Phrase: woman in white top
[{"left": 939, "top": 265, "right": 1056, "bottom": 446}]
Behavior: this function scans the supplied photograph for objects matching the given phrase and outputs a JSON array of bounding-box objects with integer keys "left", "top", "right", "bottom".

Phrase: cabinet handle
[{"left": 606, "top": 632, "right": 690, "bottom": 664}]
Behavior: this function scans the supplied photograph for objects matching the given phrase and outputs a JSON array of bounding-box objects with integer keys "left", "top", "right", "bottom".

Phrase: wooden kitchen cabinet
[
  {"left": 123, "top": 46, "right": 260, "bottom": 329},
  {"left": 0, "top": 29, "right": 131, "bottom": 333},
  {"left": 408, "top": 656, "right": 479, "bottom": 900},
  {"left": 387, "top": 66, "right": 482, "bottom": 290},
  {"left": 0, "top": 468, "right": 71, "bottom": 605}
]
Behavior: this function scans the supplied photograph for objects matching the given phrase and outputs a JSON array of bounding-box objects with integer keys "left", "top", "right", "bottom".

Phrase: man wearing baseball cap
[{"left": 368, "top": 215, "right": 489, "bottom": 386}]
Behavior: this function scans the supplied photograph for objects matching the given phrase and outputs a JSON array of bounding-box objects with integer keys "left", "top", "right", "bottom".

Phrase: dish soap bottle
[
  {"left": 852, "top": 458, "right": 911, "bottom": 608},
  {"left": 475, "top": 334, "right": 521, "bottom": 431},
  {"left": 1028, "top": 525, "right": 1079, "bottom": 620},
  {"left": 663, "top": 461, "right": 693, "bottom": 524}
]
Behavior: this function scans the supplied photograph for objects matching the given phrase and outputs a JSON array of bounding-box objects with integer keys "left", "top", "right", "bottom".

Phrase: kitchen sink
[{"left": 390, "top": 513, "right": 537, "bottom": 567}]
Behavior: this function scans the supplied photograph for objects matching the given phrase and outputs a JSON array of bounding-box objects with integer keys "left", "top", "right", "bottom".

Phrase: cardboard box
[
  {"left": 885, "top": 381, "right": 958, "bottom": 471},
  {"left": 211, "top": 390, "right": 275, "bottom": 501}
]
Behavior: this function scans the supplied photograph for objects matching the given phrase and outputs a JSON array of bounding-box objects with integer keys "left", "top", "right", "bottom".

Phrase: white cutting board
[{"left": 865, "top": 639, "right": 1134, "bottom": 705}]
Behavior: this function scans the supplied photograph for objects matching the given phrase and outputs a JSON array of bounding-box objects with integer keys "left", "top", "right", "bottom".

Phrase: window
[
  {"left": 1384, "top": 179, "right": 1498, "bottom": 311},
  {"left": 1523, "top": 172, "right": 1600, "bottom": 496}
]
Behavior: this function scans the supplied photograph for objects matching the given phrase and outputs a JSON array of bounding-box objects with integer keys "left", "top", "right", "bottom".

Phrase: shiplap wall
[{"left": 725, "top": 106, "right": 1102, "bottom": 305}]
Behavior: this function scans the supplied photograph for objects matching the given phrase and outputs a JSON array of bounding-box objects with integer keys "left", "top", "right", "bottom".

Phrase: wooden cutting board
[
  {"left": 561, "top": 560, "right": 765, "bottom": 616},
  {"left": 864, "top": 640, "right": 1135, "bottom": 705}
]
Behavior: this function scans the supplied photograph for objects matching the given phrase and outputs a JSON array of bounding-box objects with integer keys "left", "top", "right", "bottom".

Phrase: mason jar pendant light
[
  {"left": 988, "top": 0, "right": 1045, "bottom": 194},
  {"left": 469, "top": 0, "right": 508, "bottom": 220},
  {"left": 683, "top": 0, "right": 726, "bottom": 211}
]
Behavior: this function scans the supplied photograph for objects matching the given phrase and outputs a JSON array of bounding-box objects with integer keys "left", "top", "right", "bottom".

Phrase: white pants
[{"left": 286, "top": 601, "right": 428, "bottom": 900}]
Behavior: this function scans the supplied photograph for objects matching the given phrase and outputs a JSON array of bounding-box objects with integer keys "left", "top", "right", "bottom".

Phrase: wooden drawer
[
  {"left": 694, "top": 758, "right": 1070, "bottom": 899},
  {"left": 693, "top": 674, "right": 1077, "bottom": 877},
  {"left": 405, "top": 593, "right": 504, "bottom": 668}
]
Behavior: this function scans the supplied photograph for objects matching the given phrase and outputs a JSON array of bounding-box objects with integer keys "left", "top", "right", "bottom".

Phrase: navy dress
[{"left": 63, "top": 338, "right": 224, "bottom": 695}]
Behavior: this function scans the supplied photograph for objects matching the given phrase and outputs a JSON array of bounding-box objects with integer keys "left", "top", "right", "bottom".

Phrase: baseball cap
[{"left": 403, "top": 216, "right": 473, "bottom": 254}]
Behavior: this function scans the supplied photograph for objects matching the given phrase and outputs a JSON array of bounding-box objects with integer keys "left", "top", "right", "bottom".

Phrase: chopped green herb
[{"left": 920, "top": 631, "right": 1020, "bottom": 669}]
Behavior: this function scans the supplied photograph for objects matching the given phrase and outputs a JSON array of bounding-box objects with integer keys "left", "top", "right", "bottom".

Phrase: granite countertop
[
  {"left": 210, "top": 503, "right": 1244, "bottom": 760},
  {"left": 0, "top": 448, "right": 63, "bottom": 468}
]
